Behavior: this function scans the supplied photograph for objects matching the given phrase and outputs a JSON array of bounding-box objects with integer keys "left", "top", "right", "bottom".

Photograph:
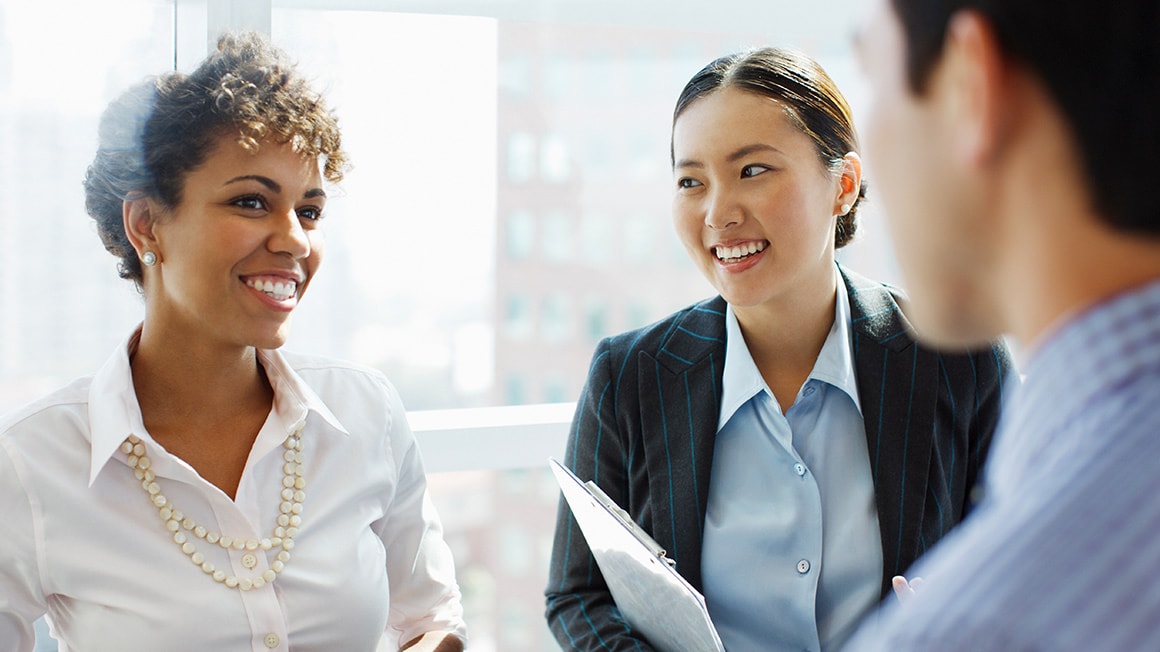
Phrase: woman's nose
[
  {"left": 270, "top": 211, "right": 312, "bottom": 259},
  {"left": 704, "top": 189, "right": 742, "bottom": 230}
]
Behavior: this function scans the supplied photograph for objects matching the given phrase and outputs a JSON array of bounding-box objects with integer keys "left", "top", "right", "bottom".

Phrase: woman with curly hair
[{"left": 0, "top": 32, "right": 465, "bottom": 651}]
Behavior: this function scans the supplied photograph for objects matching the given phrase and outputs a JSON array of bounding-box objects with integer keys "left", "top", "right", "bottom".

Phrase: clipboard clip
[{"left": 584, "top": 480, "right": 676, "bottom": 567}]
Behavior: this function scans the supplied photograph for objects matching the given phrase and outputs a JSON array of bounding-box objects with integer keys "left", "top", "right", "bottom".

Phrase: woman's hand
[
  {"left": 891, "top": 575, "right": 924, "bottom": 605},
  {"left": 400, "top": 632, "right": 465, "bottom": 652}
]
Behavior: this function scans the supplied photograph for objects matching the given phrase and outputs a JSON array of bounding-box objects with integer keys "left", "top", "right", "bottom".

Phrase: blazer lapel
[
  {"left": 637, "top": 297, "right": 726, "bottom": 592},
  {"left": 843, "top": 267, "right": 939, "bottom": 593}
]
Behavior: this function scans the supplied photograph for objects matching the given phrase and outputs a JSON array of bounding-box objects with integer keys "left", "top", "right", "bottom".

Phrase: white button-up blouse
[{"left": 0, "top": 330, "right": 466, "bottom": 652}]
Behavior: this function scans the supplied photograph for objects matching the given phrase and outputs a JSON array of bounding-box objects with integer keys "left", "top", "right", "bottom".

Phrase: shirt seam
[{"left": 0, "top": 437, "right": 51, "bottom": 601}]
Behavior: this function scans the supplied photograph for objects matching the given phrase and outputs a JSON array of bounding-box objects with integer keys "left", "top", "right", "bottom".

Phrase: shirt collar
[
  {"left": 1001, "top": 278, "right": 1160, "bottom": 453},
  {"left": 87, "top": 327, "right": 348, "bottom": 487},
  {"left": 718, "top": 265, "right": 862, "bottom": 431},
  {"left": 816, "top": 269, "right": 862, "bottom": 413}
]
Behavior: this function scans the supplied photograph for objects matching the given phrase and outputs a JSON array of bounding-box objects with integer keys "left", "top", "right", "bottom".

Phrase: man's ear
[
  {"left": 937, "top": 9, "right": 1012, "bottom": 167},
  {"left": 123, "top": 194, "right": 161, "bottom": 260}
]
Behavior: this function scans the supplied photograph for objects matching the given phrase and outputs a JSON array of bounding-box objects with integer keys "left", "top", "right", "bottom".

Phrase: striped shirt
[{"left": 844, "top": 278, "right": 1160, "bottom": 651}]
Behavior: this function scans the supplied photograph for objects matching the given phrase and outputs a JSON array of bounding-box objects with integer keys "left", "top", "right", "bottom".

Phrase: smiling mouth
[
  {"left": 245, "top": 278, "right": 298, "bottom": 301},
  {"left": 714, "top": 241, "right": 767, "bottom": 263}
]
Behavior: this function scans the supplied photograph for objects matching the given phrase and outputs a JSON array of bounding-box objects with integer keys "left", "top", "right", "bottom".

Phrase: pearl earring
[
  {"left": 840, "top": 203, "right": 852, "bottom": 215},
  {"left": 142, "top": 251, "right": 157, "bottom": 266}
]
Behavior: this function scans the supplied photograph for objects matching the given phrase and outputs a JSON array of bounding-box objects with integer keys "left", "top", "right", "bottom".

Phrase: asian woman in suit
[{"left": 545, "top": 47, "right": 1013, "bottom": 652}]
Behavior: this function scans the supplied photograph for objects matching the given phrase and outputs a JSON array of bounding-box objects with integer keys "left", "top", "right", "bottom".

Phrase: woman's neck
[
  {"left": 733, "top": 265, "right": 838, "bottom": 407},
  {"left": 130, "top": 321, "right": 272, "bottom": 433}
]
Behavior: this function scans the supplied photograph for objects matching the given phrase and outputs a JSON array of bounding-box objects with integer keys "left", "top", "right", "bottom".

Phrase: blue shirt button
[
  {"left": 797, "top": 559, "right": 811, "bottom": 574},
  {"left": 794, "top": 463, "right": 806, "bottom": 476}
]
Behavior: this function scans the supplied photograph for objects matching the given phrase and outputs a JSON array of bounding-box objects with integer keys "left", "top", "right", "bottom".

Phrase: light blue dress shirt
[
  {"left": 845, "top": 279, "right": 1160, "bottom": 651},
  {"left": 702, "top": 270, "right": 883, "bottom": 652}
]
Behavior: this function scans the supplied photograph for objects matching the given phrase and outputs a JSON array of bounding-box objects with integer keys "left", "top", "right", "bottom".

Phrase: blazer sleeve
[{"left": 544, "top": 337, "right": 657, "bottom": 652}]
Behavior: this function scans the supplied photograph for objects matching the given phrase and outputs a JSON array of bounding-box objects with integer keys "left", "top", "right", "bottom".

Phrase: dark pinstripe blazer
[{"left": 545, "top": 267, "right": 1013, "bottom": 651}]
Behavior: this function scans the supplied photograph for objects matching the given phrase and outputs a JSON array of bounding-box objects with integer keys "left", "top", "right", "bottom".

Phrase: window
[
  {"left": 540, "top": 132, "right": 571, "bottom": 183},
  {"left": 0, "top": 0, "right": 174, "bottom": 415},
  {"left": 541, "top": 294, "right": 574, "bottom": 343},
  {"left": 506, "top": 210, "right": 536, "bottom": 260},
  {"left": 503, "top": 294, "right": 534, "bottom": 340},
  {"left": 580, "top": 212, "right": 613, "bottom": 265},
  {"left": 623, "top": 213, "right": 658, "bottom": 266},
  {"left": 584, "top": 299, "right": 609, "bottom": 343},
  {"left": 540, "top": 210, "right": 573, "bottom": 263},
  {"left": 506, "top": 131, "right": 536, "bottom": 183},
  {"left": 6, "top": 3, "right": 889, "bottom": 651}
]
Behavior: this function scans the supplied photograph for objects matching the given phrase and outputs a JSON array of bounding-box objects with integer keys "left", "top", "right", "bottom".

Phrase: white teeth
[
  {"left": 715, "top": 241, "right": 766, "bottom": 262},
  {"left": 247, "top": 278, "right": 297, "bottom": 301}
]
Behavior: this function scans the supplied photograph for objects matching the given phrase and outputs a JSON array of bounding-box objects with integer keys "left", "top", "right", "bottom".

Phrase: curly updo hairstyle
[
  {"left": 83, "top": 31, "right": 349, "bottom": 287},
  {"left": 671, "top": 47, "right": 867, "bottom": 249}
]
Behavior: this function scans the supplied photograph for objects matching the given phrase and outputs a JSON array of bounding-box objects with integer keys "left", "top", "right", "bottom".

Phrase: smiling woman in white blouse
[{"left": 0, "top": 32, "right": 466, "bottom": 652}]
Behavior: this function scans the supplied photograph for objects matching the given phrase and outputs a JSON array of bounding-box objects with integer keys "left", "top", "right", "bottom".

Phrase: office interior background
[{"left": 1, "top": 1, "right": 898, "bottom": 649}]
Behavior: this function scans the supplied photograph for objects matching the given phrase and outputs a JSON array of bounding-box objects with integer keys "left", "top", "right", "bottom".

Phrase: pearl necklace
[{"left": 122, "top": 428, "right": 305, "bottom": 591}]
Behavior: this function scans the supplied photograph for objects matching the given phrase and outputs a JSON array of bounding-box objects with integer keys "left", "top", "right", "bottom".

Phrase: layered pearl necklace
[{"left": 122, "top": 428, "right": 305, "bottom": 591}]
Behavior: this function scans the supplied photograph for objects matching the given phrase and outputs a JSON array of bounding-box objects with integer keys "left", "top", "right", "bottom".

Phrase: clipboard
[{"left": 549, "top": 457, "right": 725, "bottom": 652}]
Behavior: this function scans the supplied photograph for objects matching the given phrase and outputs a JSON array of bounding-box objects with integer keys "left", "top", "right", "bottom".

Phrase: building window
[
  {"left": 507, "top": 131, "right": 536, "bottom": 182},
  {"left": 541, "top": 211, "right": 573, "bottom": 263},
  {"left": 505, "top": 374, "right": 527, "bottom": 405},
  {"left": 584, "top": 299, "right": 609, "bottom": 343},
  {"left": 498, "top": 53, "right": 532, "bottom": 99},
  {"left": 543, "top": 376, "right": 570, "bottom": 403},
  {"left": 541, "top": 294, "right": 573, "bottom": 343},
  {"left": 622, "top": 214, "right": 657, "bottom": 266},
  {"left": 581, "top": 212, "right": 613, "bottom": 266},
  {"left": 506, "top": 210, "right": 535, "bottom": 260},
  {"left": 627, "top": 301, "right": 652, "bottom": 330},
  {"left": 540, "top": 132, "right": 571, "bottom": 183},
  {"left": 504, "top": 295, "right": 534, "bottom": 340}
]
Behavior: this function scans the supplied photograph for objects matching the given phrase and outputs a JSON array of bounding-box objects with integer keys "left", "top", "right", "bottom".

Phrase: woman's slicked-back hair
[
  {"left": 671, "top": 47, "right": 867, "bottom": 249},
  {"left": 83, "top": 31, "right": 349, "bottom": 287}
]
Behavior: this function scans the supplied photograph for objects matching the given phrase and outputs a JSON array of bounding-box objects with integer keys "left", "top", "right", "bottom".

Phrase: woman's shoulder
[
  {"left": 839, "top": 266, "right": 1014, "bottom": 382},
  {"left": 0, "top": 376, "right": 93, "bottom": 442},
  {"left": 279, "top": 350, "right": 388, "bottom": 381},
  {"left": 599, "top": 296, "right": 726, "bottom": 353},
  {"left": 274, "top": 350, "right": 400, "bottom": 406}
]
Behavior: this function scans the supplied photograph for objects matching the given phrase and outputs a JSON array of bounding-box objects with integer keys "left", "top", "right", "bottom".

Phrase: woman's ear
[
  {"left": 837, "top": 151, "right": 863, "bottom": 212},
  {"left": 123, "top": 194, "right": 161, "bottom": 264}
]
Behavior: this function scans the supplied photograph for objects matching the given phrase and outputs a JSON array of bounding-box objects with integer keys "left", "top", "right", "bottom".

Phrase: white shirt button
[
  {"left": 264, "top": 633, "right": 280, "bottom": 648},
  {"left": 797, "top": 559, "right": 811, "bottom": 574},
  {"left": 242, "top": 553, "right": 258, "bottom": 569},
  {"left": 794, "top": 463, "right": 806, "bottom": 476}
]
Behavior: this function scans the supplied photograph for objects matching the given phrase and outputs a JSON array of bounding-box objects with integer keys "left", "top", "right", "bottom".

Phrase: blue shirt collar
[{"left": 718, "top": 266, "right": 862, "bottom": 431}]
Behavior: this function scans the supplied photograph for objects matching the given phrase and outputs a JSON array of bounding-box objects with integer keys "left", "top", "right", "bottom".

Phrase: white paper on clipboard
[{"left": 549, "top": 457, "right": 725, "bottom": 652}]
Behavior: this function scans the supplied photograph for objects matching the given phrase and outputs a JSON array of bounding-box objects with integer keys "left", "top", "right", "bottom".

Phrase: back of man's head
[{"left": 890, "top": 0, "right": 1160, "bottom": 236}]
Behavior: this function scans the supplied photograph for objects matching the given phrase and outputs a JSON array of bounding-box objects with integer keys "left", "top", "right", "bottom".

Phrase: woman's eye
[
  {"left": 232, "top": 195, "right": 267, "bottom": 211},
  {"left": 741, "top": 164, "right": 770, "bottom": 178},
  {"left": 297, "top": 206, "right": 324, "bottom": 222},
  {"left": 677, "top": 177, "right": 702, "bottom": 189}
]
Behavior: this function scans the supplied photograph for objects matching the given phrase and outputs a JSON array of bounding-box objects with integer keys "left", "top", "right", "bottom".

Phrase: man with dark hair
[{"left": 846, "top": 0, "right": 1160, "bottom": 649}]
